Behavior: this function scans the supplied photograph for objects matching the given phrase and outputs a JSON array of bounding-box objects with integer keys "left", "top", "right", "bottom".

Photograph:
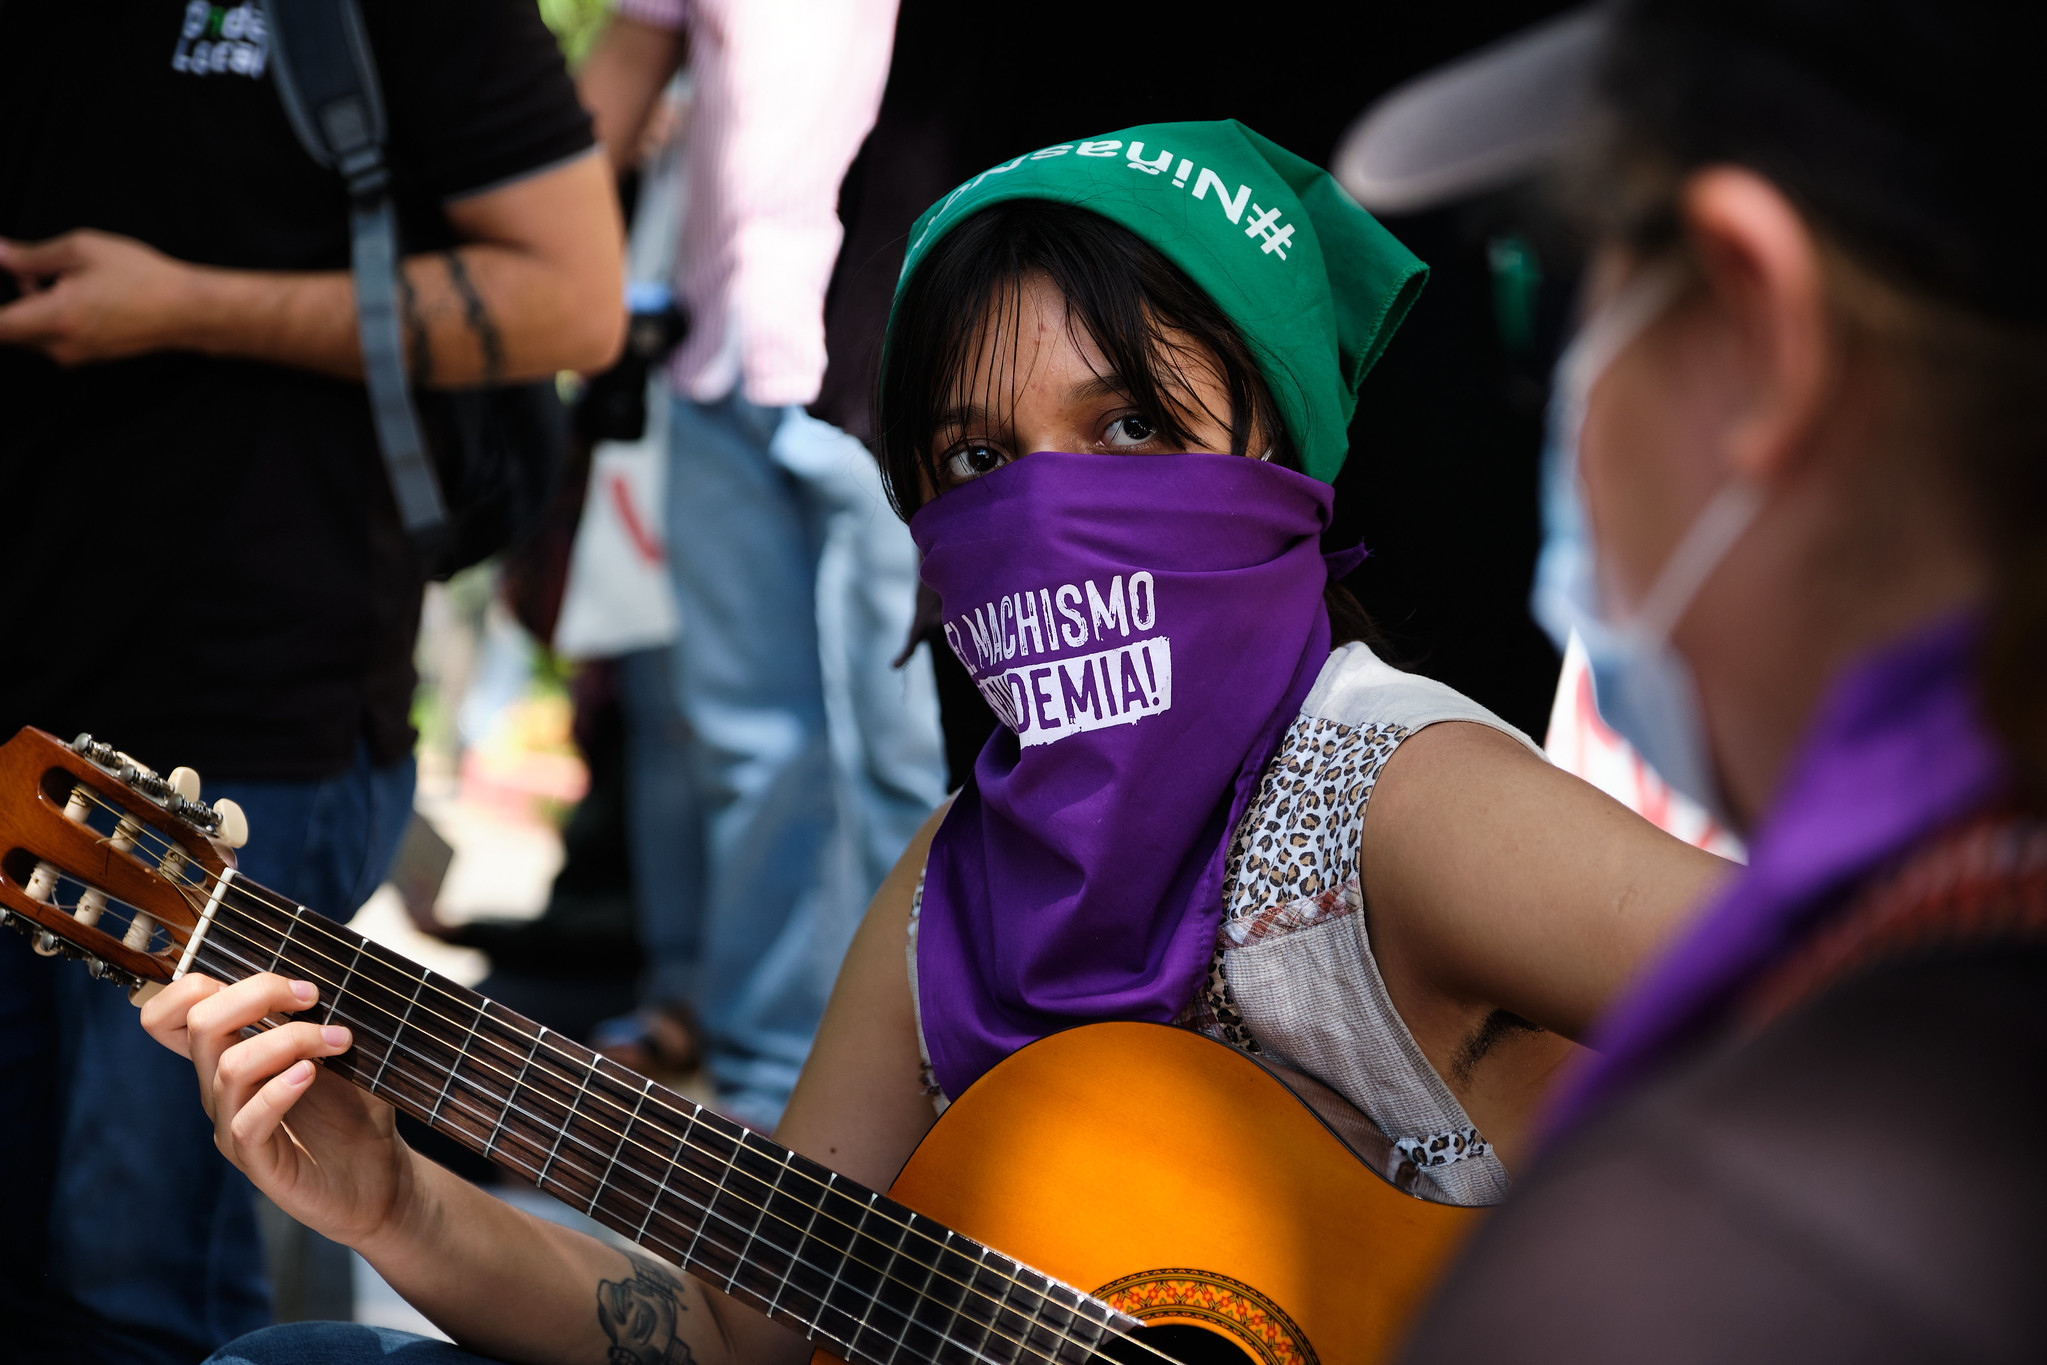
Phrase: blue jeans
[
  {"left": 0, "top": 745, "right": 416, "bottom": 1364},
  {"left": 207, "top": 1323, "right": 496, "bottom": 1365},
  {"left": 623, "top": 393, "right": 944, "bottom": 1128}
]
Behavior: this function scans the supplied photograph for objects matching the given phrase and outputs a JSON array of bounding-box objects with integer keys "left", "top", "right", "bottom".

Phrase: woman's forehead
[
  {"left": 947, "top": 278, "right": 1112, "bottom": 402},
  {"left": 944, "top": 273, "right": 1218, "bottom": 415}
]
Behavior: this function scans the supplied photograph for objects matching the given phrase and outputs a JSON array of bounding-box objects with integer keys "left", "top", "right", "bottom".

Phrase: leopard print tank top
[{"left": 911, "top": 643, "right": 1543, "bottom": 1207}]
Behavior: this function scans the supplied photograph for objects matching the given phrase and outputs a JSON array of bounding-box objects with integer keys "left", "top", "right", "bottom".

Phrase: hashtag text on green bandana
[{"left": 892, "top": 119, "right": 1428, "bottom": 483}]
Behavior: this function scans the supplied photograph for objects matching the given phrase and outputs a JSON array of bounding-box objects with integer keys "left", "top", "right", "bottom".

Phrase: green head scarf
[{"left": 891, "top": 119, "right": 1427, "bottom": 483}]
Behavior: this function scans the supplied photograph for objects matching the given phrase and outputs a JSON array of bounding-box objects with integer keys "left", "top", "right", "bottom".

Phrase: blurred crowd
[{"left": 1, "top": 0, "right": 2039, "bottom": 1362}]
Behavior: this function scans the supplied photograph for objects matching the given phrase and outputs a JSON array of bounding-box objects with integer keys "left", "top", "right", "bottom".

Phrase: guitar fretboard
[{"left": 186, "top": 880, "right": 1134, "bottom": 1365}]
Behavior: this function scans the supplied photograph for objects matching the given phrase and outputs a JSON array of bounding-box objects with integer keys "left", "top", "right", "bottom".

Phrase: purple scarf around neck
[
  {"left": 1548, "top": 612, "right": 2009, "bottom": 1136},
  {"left": 908, "top": 451, "right": 1339, "bottom": 1100}
]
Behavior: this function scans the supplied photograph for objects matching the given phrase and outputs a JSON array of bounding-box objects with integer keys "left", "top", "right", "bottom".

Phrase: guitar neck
[{"left": 187, "top": 879, "right": 1133, "bottom": 1365}]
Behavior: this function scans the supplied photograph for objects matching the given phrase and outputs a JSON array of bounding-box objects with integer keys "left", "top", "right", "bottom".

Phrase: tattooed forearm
[
  {"left": 443, "top": 248, "right": 506, "bottom": 387},
  {"left": 597, "top": 1251, "right": 696, "bottom": 1365},
  {"left": 398, "top": 267, "right": 433, "bottom": 386}
]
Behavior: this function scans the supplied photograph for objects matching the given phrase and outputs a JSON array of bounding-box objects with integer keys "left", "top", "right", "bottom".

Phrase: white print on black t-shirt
[
  {"left": 908, "top": 142, "right": 1297, "bottom": 267},
  {"left": 942, "top": 572, "right": 1174, "bottom": 746},
  {"left": 172, "top": 2, "right": 268, "bottom": 80}
]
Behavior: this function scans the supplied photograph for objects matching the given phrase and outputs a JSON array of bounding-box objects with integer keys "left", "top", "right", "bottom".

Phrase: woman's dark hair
[
  {"left": 876, "top": 199, "right": 1375, "bottom": 645},
  {"left": 1578, "top": 1, "right": 2047, "bottom": 804},
  {"left": 875, "top": 200, "right": 1293, "bottom": 514}
]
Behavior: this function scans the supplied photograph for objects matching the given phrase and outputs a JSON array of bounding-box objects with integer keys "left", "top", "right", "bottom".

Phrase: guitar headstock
[{"left": 0, "top": 727, "right": 248, "bottom": 1000}]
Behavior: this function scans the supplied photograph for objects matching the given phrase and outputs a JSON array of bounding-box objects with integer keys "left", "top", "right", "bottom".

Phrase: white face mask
[{"left": 1531, "top": 264, "right": 1764, "bottom": 816}]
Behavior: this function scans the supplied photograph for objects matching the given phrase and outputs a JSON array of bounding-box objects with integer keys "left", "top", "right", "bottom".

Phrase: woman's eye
[
  {"left": 1104, "top": 414, "right": 1157, "bottom": 448},
  {"left": 943, "top": 443, "right": 1011, "bottom": 484}
]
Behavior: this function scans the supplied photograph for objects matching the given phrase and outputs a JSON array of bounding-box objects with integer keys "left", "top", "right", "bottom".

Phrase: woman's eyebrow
[
  {"left": 1068, "top": 373, "right": 1134, "bottom": 403},
  {"left": 934, "top": 403, "right": 986, "bottom": 430}
]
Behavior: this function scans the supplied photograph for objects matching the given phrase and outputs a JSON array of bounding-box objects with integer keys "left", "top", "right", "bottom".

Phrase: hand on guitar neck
[
  {"left": 142, "top": 969, "right": 747, "bottom": 1365},
  {"left": 143, "top": 973, "right": 408, "bottom": 1251}
]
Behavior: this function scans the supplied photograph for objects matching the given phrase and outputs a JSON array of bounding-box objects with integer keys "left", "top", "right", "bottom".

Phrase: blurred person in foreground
[
  {"left": 0, "top": 3, "right": 622, "bottom": 1360},
  {"left": 1333, "top": 2, "right": 2047, "bottom": 1358},
  {"left": 574, "top": 0, "right": 947, "bottom": 1126}
]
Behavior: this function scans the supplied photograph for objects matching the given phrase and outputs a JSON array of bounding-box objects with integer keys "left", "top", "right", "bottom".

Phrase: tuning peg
[
  {"left": 212, "top": 798, "right": 249, "bottom": 849},
  {"left": 113, "top": 751, "right": 157, "bottom": 781},
  {"left": 167, "top": 767, "right": 201, "bottom": 801}
]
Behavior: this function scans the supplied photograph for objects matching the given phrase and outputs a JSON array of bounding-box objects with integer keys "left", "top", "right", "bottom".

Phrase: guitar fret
[
  {"left": 773, "top": 1159, "right": 836, "bottom": 1343},
  {"left": 430, "top": 1000, "right": 484, "bottom": 1124},
  {"left": 1061, "top": 1295, "right": 1114, "bottom": 1365},
  {"left": 683, "top": 1115, "right": 739, "bottom": 1273},
  {"left": 595, "top": 1080, "right": 653, "bottom": 1216},
  {"left": 1014, "top": 1268, "right": 1052, "bottom": 1365},
  {"left": 883, "top": 1238, "right": 934, "bottom": 1365},
  {"left": 875, "top": 1208, "right": 935, "bottom": 1365},
  {"left": 635, "top": 1101, "right": 693, "bottom": 1245},
  {"left": 266, "top": 905, "right": 304, "bottom": 973},
  {"left": 321, "top": 935, "right": 365, "bottom": 1026},
  {"left": 916, "top": 1229, "right": 976, "bottom": 1365},
  {"left": 369, "top": 963, "right": 432, "bottom": 1092},
  {"left": 984, "top": 1248, "right": 1022, "bottom": 1365},
  {"left": 758, "top": 1147, "right": 801, "bottom": 1316},
  {"left": 812, "top": 1182, "right": 869, "bottom": 1350},
  {"left": 803, "top": 1172, "right": 864, "bottom": 1355},
  {"left": 535, "top": 1035, "right": 593, "bottom": 1187},
  {"left": 970, "top": 1245, "right": 1005, "bottom": 1365},
  {"left": 484, "top": 1026, "right": 546, "bottom": 1159},
  {"left": 1009, "top": 1261, "right": 1057, "bottom": 1365},
  {"left": 1044, "top": 1282, "right": 1090, "bottom": 1365},
  {"left": 851, "top": 1186, "right": 908, "bottom": 1358},
  {"left": 725, "top": 1139, "right": 778, "bottom": 1295}
]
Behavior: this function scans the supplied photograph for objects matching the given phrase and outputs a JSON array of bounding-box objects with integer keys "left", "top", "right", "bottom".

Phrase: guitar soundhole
[{"left": 1104, "top": 1322, "right": 1257, "bottom": 1365}]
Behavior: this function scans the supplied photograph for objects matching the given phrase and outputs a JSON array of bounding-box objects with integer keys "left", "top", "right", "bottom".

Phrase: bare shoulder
[{"left": 1364, "top": 719, "right": 1730, "bottom": 1040}]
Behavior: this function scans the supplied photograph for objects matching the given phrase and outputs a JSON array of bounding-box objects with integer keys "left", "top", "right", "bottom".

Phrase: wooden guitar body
[{"left": 827, "top": 1022, "right": 1481, "bottom": 1365}]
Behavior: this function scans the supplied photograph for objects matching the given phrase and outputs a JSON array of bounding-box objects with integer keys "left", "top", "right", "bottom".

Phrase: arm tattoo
[
  {"left": 442, "top": 248, "right": 506, "bottom": 387},
  {"left": 597, "top": 1251, "right": 697, "bottom": 1365},
  {"left": 397, "top": 268, "right": 433, "bottom": 386}
]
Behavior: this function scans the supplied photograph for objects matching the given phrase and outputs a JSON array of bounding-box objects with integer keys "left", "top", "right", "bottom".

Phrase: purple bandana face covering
[{"left": 909, "top": 450, "right": 1336, "bottom": 1099}]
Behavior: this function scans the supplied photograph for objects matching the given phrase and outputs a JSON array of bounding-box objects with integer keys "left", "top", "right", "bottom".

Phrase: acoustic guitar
[{"left": 0, "top": 726, "right": 1481, "bottom": 1365}]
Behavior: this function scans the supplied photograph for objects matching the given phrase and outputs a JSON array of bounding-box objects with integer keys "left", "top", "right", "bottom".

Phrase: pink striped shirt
[{"left": 620, "top": 0, "right": 898, "bottom": 407}]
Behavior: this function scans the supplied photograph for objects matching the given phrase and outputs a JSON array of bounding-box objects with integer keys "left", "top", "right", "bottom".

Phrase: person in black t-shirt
[{"left": 0, "top": 3, "right": 622, "bottom": 1360}]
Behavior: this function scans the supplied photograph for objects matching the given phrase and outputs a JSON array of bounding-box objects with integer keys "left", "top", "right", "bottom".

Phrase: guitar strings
[
  {"left": 156, "top": 896, "right": 1152, "bottom": 1365},
  {"left": 64, "top": 791, "right": 1175, "bottom": 1365},
  {"left": 59, "top": 787, "right": 1078, "bottom": 1288},
  {"left": 179, "top": 914, "right": 1068, "bottom": 1365},
  {"left": 53, "top": 795, "right": 1179, "bottom": 1365}
]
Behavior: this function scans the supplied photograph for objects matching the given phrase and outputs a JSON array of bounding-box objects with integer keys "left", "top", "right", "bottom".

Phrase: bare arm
[
  {"left": 577, "top": 15, "right": 688, "bottom": 174},
  {"left": 0, "top": 150, "right": 624, "bottom": 382},
  {"left": 1360, "top": 721, "right": 1733, "bottom": 1162},
  {"left": 140, "top": 802, "right": 947, "bottom": 1365}
]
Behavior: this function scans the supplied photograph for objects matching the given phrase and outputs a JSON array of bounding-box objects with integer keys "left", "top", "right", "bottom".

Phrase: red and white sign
[{"left": 1544, "top": 632, "right": 1745, "bottom": 861}]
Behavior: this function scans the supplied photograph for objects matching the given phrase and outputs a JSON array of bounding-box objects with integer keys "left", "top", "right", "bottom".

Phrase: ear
[{"left": 1679, "top": 167, "right": 1837, "bottom": 485}]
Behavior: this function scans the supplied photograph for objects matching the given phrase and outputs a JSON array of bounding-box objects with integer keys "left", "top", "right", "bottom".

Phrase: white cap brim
[{"left": 1334, "top": 7, "right": 1608, "bottom": 214}]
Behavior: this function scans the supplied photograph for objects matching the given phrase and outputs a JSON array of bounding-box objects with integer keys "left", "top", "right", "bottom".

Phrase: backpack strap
[{"left": 261, "top": 0, "right": 446, "bottom": 536}]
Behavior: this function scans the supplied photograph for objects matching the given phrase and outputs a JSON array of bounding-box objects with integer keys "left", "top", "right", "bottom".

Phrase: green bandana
[{"left": 892, "top": 119, "right": 1427, "bottom": 483}]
